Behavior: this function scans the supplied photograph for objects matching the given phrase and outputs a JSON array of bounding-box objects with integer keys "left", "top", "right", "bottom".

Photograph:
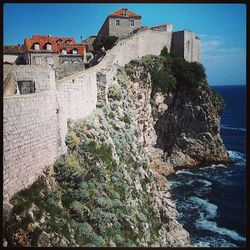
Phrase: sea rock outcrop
[{"left": 154, "top": 83, "right": 231, "bottom": 169}]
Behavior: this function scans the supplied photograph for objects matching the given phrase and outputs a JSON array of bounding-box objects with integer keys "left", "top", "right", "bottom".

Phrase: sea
[{"left": 169, "top": 85, "right": 246, "bottom": 247}]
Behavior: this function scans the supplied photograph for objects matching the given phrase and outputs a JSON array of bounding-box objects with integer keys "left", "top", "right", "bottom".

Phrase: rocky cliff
[{"left": 4, "top": 52, "right": 230, "bottom": 247}]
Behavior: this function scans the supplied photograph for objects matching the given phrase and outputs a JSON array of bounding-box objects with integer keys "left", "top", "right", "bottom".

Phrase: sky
[{"left": 3, "top": 3, "right": 246, "bottom": 86}]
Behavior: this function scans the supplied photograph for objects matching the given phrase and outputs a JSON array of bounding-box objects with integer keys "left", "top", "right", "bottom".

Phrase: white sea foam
[
  {"left": 221, "top": 125, "right": 246, "bottom": 132},
  {"left": 195, "top": 219, "right": 246, "bottom": 242},
  {"left": 194, "top": 237, "right": 238, "bottom": 247},
  {"left": 228, "top": 150, "right": 246, "bottom": 163},
  {"left": 200, "top": 164, "right": 227, "bottom": 170},
  {"left": 176, "top": 170, "right": 195, "bottom": 176},
  {"left": 196, "top": 179, "right": 212, "bottom": 187},
  {"left": 189, "top": 196, "right": 218, "bottom": 219},
  {"left": 169, "top": 181, "right": 181, "bottom": 188}
]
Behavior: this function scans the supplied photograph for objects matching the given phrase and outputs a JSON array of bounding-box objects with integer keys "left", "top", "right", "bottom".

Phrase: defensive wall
[{"left": 3, "top": 29, "right": 172, "bottom": 203}]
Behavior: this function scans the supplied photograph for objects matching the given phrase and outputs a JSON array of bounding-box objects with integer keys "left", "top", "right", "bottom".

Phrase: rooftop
[
  {"left": 24, "top": 35, "right": 85, "bottom": 55},
  {"left": 109, "top": 8, "right": 141, "bottom": 18}
]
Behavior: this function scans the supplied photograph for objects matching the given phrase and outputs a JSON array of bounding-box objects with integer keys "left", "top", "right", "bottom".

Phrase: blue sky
[{"left": 3, "top": 3, "right": 246, "bottom": 85}]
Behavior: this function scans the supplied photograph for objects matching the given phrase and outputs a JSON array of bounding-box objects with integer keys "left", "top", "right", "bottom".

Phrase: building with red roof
[
  {"left": 96, "top": 8, "right": 142, "bottom": 42},
  {"left": 23, "top": 35, "right": 86, "bottom": 67}
]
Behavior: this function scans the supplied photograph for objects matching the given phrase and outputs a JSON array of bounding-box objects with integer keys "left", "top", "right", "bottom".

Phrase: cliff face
[
  {"left": 4, "top": 54, "right": 229, "bottom": 247},
  {"left": 154, "top": 82, "right": 230, "bottom": 169}
]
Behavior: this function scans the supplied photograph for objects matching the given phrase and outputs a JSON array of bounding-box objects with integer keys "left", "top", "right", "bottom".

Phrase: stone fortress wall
[{"left": 3, "top": 28, "right": 195, "bottom": 202}]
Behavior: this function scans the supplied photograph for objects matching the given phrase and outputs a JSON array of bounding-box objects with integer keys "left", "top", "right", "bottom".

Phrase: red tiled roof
[
  {"left": 109, "top": 8, "right": 141, "bottom": 18},
  {"left": 24, "top": 35, "right": 85, "bottom": 55}
]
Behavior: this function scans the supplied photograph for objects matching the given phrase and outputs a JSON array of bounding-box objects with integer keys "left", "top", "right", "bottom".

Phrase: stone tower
[{"left": 171, "top": 30, "right": 200, "bottom": 62}]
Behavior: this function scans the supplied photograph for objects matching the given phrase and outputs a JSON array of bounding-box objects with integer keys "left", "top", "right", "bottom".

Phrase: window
[
  {"left": 72, "top": 48, "right": 78, "bottom": 55},
  {"left": 46, "top": 43, "right": 52, "bottom": 51},
  {"left": 17, "top": 81, "right": 35, "bottom": 94},
  {"left": 130, "top": 19, "right": 135, "bottom": 27},
  {"left": 47, "top": 57, "right": 53, "bottom": 65},
  {"left": 65, "top": 39, "right": 72, "bottom": 44},
  {"left": 35, "top": 57, "right": 41, "bottom": 65},
  {"left": 34, "top": 43, "right": 40, "bottom": 51},
  {"left": 115, "top": 19, "right": 120, "bottom": 26},
  {"left": 56, "top": 39, "right": 63, "bottom": 44},
  {"left": 61, "top": 48, "right": 67, "bottom": 55}
]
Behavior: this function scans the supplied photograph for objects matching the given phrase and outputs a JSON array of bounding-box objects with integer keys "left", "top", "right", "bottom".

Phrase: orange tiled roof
[
  {"left": 109, "top": 8, "right": 141, "bottom": 18},
  {"left": 24, "top": 35, "right": 85, "bottom": 55}
]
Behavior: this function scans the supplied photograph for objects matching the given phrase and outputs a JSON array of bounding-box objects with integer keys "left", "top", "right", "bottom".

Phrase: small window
[
  {"left": 65, "top": 39, "right": 72, "bottom": 44},
  {"left": 57, "top": 39, "right": 63, "bottom": 44},
  {"left": 17, "top": 81, "right": 36, "bottom": 94},
  {"left": 47, "top": 57, "right": 53, "bottom": 65},
  {"left": 72, "top": 48, "right": 78, "bottom": 55},
  {"left": 35, "top": 57, "right": 41, "bottom": 65},
  {"left": 46, "top": 43, "right": 52, "bottom": 50},
  {"left": 61, "top": 48, "right": 67, "bottom": 55},
  {"left": 34, "top": 43, "right": 40, "bottom": 51},
  {"left": 130, "top": 19, "right": 135, "bottom": 27},
  {"left": 115, "top": 19, "right": 120, "bottom": 26}
]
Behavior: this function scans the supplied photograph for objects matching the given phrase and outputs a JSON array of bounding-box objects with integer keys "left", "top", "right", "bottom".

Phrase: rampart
[{"left": 3, "top": 29, "right": 172, "bottom": 203}]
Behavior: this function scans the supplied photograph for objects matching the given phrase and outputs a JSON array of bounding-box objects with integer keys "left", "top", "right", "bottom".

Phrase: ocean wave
[
  {"left": 193, "top": 237, "right": 238, "bottom": 247},
  {"left": 169, "top": 181, "right": 181, "bottom": 188},
  {"left": 176, "top": 170, "right": 195, "bottom": 176},
  {"left": 196, "top": 179, "right": 212, "bottom": 187},
  {"left": 189, "top": 196, "right": 217, "bottom": 219},
  {"left": 200, "top": 164, "right": 227, "bottom": 170},
  {"left": 221, "top": 125, "right": 246, "bottom": 132},
  {"left": 195, "top": 219, "right": 246, "bottom": 242},
  {"left": 228, "top": 150, "right": 246, "bottom": 163}
]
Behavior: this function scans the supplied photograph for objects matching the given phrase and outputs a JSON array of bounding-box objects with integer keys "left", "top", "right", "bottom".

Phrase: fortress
[{"left": 3, "top": 8, "right": 201, "bottom": 203}]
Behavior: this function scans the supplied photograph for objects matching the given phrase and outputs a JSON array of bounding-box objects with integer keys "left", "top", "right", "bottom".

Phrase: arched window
[
  {"left": 34, "top": 43, "right": 40, "bottom": 51},
  {"left": 65, "top": 39, "right": 72, "bottom": 44},
  {"left": 45, "top": 43, "right": 52, "bottom": 51},
  {"left": 61, "top": 48, "right": 67, "bottom": 55},
  {"left": 72, "top": 48, "right": 78, "bottom": 55},
  {"left": 56, "top": 39, "right": 63, "bottom": 44}
]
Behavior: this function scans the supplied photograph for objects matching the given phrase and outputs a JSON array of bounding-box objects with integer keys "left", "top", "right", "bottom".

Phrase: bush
[
  {"left": 108, "top": 84, "right": 122, "bottom": 101},
  {"left": 93, "top": 35, "right": 118, "bottom": 52},
  {"left": 65, "top": 131, "right": 80, "bottom": 150},
  {"left": 123, "top": 114, "right": 131, "bottom": 124}
]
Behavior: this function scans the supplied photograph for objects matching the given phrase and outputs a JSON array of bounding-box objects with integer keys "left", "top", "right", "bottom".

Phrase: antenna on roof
[{"left": 80, "top": 35, "right": 83, "bottom": 43}]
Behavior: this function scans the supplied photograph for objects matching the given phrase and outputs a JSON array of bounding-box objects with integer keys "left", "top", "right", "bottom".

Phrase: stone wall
[
  {"left": 3, "top": 29, "right": 176, "bottom": 203},
  {"left": 108, "top": 17, "right": 141, "bottom": 38},
  {"left": 96, "top": 18, "right": 109, "bottom": 41},
  {"left": 3, "top": 91, "right": 61, "bottom": 202},
  {"left": 171, "top": 30, "right": 200, "bottom": 62},
  {"left": 15, "top": 65, "right": 56, "bottom": 92},
  {"left": 28, "top": 52, "right": 60, "bottom": 67}
]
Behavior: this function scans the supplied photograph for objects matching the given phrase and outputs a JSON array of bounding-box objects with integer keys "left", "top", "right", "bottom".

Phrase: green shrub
[
  {"left": 108, "top": 84, "right": 122, "bottom": 101},
  {"left": 77, "top": 222, "right": 93, "bottom": 237},
  {"left": 93, "top": 35, "right": 118, "bottom": 53},
  {"left": 89, "top": 234, "right": 105, "bottom": 247},
  {"left": 65, "top": 131, "right": 80, "bottom": 150},
  {"left": 123, "top": 114, "right": 131, "bottom": 124}
]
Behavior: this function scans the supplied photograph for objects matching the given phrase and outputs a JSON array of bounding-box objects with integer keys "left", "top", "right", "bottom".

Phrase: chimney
[{"left": 122, "top": 8, "right": 128, "bottom": 16}]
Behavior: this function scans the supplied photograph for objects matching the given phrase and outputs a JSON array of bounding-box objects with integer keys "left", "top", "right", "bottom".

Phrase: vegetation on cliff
[{"left": 5, "top": 48, "right": 228, "bottom": 247}]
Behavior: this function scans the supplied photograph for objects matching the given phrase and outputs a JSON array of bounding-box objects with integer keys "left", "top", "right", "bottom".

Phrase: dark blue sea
[{"left": 169, "top": 85, "right": 246, "bottom": 247}]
